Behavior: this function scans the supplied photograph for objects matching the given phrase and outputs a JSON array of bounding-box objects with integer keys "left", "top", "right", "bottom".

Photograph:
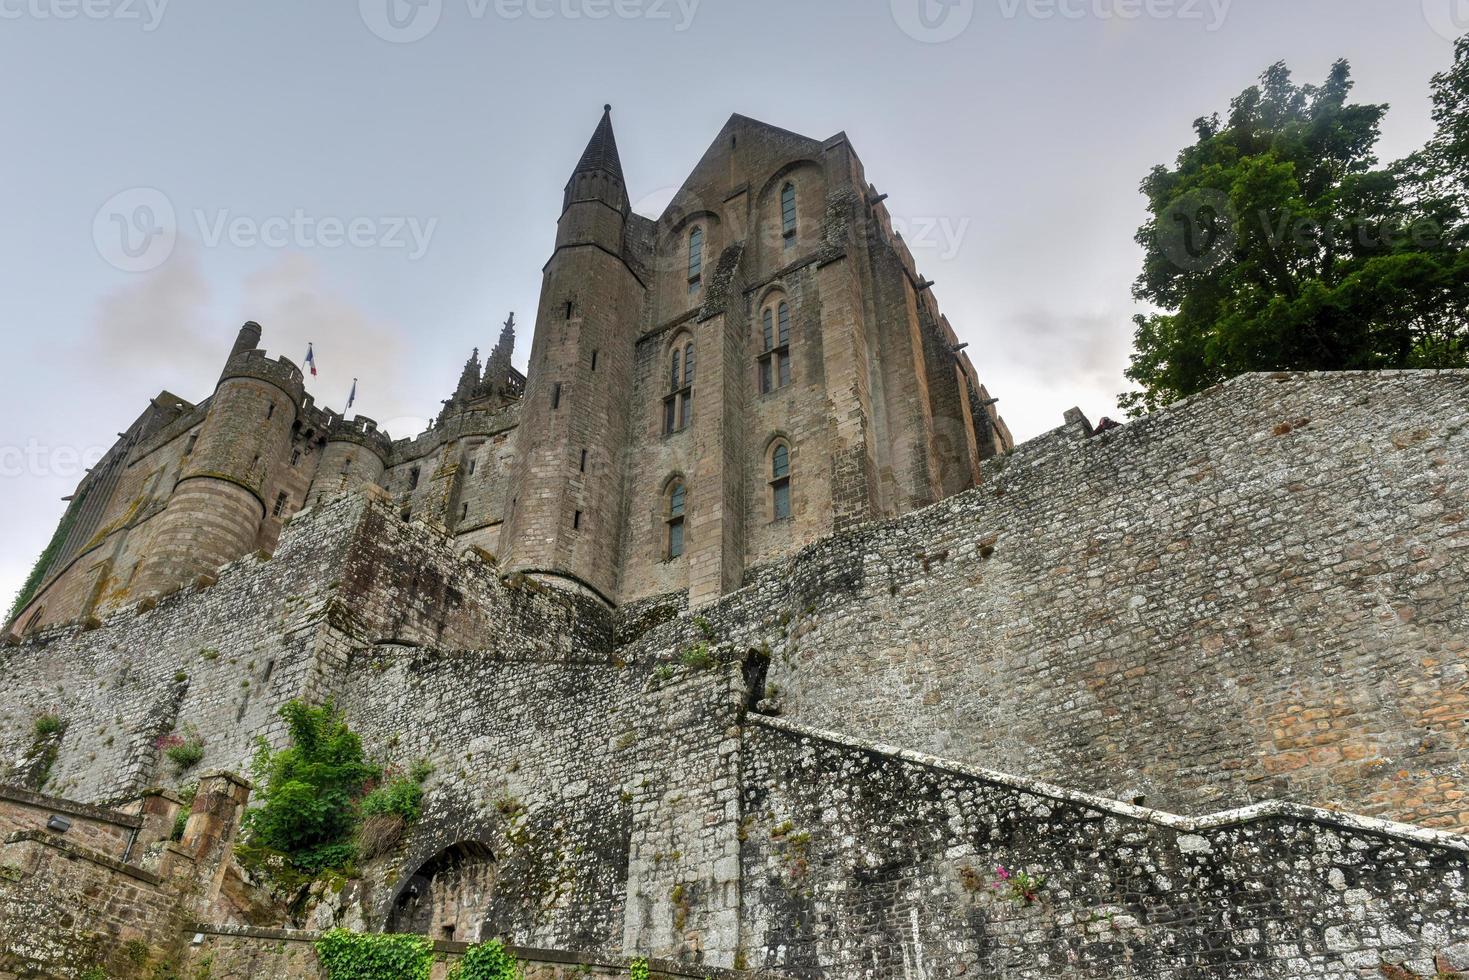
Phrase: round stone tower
[
  {"left": 133, "top": 322, "right": 304, "bottom": 597},
  {"left": 307, "top": 416, "right": 392, "bottom": 508},
  {"left": 501, "top": 105, "right": 646, "bottom": 604}
]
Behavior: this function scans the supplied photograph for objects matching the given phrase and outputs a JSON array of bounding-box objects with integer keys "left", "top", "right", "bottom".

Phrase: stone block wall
[
  {"left": 739, "top": 716, "right": 1469, "bottom": 979},
  {"left": 627, "top": 371, "right": 1469, "bottom": 830},
  {"left": 0, "top": 784, "right": 141, "bottom": 861}
]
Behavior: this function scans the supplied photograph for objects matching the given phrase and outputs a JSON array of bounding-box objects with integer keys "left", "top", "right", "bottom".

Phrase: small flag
[
  {"left": 304, "top": 343, "right": 317, "bottom": 378},
  {"left": 346, "top": 378, "right": 357, "bottom": 411}
]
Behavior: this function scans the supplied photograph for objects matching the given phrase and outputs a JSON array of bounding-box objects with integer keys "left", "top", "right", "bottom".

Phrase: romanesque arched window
[
  {"left": 664, "top": 336, "right": 694, "bottom": 435},
  {"left": 758, "top": 297, "right": 792, "bottom": 394},
  {"left": 770, "top": 442, "right": 791, "bottom": 521},
  {"left": 780, "top": 183, "right": 797, "bottom": 244},
  {"left": 667, "top": 479, "right": 687, "bottom": 559},
  {"left": 688, "top": 227, "right": 704, "bottom": 294}
]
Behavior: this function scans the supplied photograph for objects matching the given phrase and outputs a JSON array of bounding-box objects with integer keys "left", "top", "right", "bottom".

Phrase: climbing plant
[
  {"left": 450, "top": 939, "right": 524, "bottom": 980},
  {"left": 314, "top": 929, "right": 432, "bottom": 980},
  {"left": 5, "top": 490, "right": 85, "bottom": 626}
]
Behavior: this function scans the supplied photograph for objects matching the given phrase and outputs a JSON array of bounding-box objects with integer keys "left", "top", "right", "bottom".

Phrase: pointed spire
[
  {"left": 456, "top": 347, "right": 482, "bottom": 400},
  {"left": 574, "top": 104, "right": 623, "bottom": 182},
  {"left": 485, "top": 313, "right": 515, "bottom": 389}
]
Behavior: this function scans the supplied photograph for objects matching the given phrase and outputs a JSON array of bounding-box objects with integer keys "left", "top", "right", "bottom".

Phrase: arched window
[
  {"left": 770, "top": 443, "right": 791, "bottom": 521},
  {"left": 688, "top": 227, "right": 704, "bottom": 294},
  {"left": 667, "top": 479, "right": 687, "bottom": 559},
  {"left": 757, "top": 297, "right": 792, "bottom": 394},
  {"left": 664, "top": 337, "right": 694, "bottom": 435},
  {"left": 780, "top": 183, "right": 797, "bottom": 244}
]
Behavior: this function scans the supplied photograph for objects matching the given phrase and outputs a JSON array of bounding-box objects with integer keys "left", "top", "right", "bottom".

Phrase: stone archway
[{"left": 385, "top": 840, "right": 497, "bottom": 942}]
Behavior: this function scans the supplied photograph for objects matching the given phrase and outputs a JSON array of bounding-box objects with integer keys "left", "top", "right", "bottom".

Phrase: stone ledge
[
  {"left": 0, "top": 782, "right": 143, "bottom": 829},
  {"left": 751, "top": 714, "right": 1469, "bottom": 854},
  {"left": 3, "top": 829, "right": 161, "bottom": 884},
  {"left": 187, "top": 923, "right": 788, "bottom": 978}
]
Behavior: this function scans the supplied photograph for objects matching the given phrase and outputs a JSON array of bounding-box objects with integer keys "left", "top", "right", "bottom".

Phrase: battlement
[{"left": 218, "top": 348, "right": 306, "bottom": 407}]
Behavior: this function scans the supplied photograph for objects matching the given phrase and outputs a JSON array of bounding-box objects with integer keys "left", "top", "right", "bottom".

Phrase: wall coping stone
[
  {"left": 0, "top": 782, "right": 142, "bottom": 829},
  {"left": 187, "top": 923, "right": 789, "bottom": 978},
  {"left": 3, "top": 829, "right": 162, "bottom": 884},
  {"left": 751, "top": 714, "right": 1469, "bottom": 854}
]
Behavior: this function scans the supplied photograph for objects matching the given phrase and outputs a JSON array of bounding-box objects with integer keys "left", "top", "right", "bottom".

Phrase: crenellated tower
[
  {"left": 501, "top": 105, "right": 646, "bottom": 603},
  {"left": 132, "top": 322, "right": 305, "bottom": 597}
]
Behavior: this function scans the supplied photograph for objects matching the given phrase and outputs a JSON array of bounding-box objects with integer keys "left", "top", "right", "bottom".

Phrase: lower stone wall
[
  {"left": 181, "top": 925, "right": 784, "bottom": 979},
  {"left": 738, "top": 716, "right": 1469, "bottom": 979},
  {"left": 0, "top": 783, "right": 141, "bottom": 862},
  {"left": 0, "top": 832, "right": 185, "bottom": 979}
]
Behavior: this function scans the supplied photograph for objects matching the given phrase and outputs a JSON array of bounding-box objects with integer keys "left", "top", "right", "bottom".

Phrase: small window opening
[
  {"left": 565, "top": 301, "right": 574, "bottom": 320},
  {"left": 580, "top": 449, "right": 588, "bottom": 472},
  {"left": 272, "top": 492, "right": 289, "bottom": 518},
  {"left": 267, "top": 402, "right": 276, "bottom": 420},
  {"left": 408, "top": 467, "right": 420, "bottom": 489},
  {"left": 184, "top": 433, "right": 198, "bottom": 456},
  {"left": 290, "top": 449, "right": 301, "bottom": 467},
  {"left": 573, "top": 510, "right": 582, "bottom": 530},
  {"left": 552, "top": 383, "right": 562, "bottom": 410},
  {"left": 590, "top": 349, "right": 598, "bottom": 371}
]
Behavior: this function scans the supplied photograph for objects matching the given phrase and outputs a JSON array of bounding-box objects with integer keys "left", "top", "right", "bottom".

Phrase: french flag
[{"left": 304, "top": 343, "right": 318, "bottom": 378}]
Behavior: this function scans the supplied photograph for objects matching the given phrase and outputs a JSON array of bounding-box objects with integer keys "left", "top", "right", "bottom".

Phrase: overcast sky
[{"left": 0, "top": 0, "right": 1460, "bottom": 610}]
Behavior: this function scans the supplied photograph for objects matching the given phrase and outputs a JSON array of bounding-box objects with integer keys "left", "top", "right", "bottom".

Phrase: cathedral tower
[{"left": 501, "top": 106, "right": 646, "bottom": 603}]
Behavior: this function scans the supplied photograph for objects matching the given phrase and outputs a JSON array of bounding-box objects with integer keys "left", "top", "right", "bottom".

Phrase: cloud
[
  {"left": 237, "top": 254, "right": 419, "bottom": 435},
  {"left": 91, "top": 239, "right": 218, "bottom": 387}
]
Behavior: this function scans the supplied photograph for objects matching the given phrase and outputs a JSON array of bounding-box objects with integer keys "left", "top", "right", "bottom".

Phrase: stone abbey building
[
  {"left": 6, "top": 107, "right": 1010, "bottom": 636},
  {"left": 0, "top": 110, "right": 1466, "bottom": 980}
]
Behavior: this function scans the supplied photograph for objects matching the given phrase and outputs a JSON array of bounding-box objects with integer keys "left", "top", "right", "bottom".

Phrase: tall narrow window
[
  {"left": 688, "top": 227, "right": 704, "bottom": 293},
  {"left": 573, "top": 510, "right": 582, "bottom": 530},
  {"left": 273, "top": 491, "right": 289, "bottom": 518},
  {"left": 580, "top": 449, "right": 588, "bottom": 472},
  {"left": 667, "top": 480, "right": 686, "bottom": 559},
  {"left": 267, "top": 402, "right": 276, "bottom": 420},
  {"left": 408, "top": 466, "right": 420, "bottom": 489},
  {"left": 780, "top": 183, "right": 797, "bottom": 243},
  {"left": 757, "top": 298, "right": 793, "bottom": 393},
  {"left": 590, "top": 349, "right": 598, "bottom": 371},
  {"left": 184, "top": 433, "right": 198, "bottom": 456},
  {"left": 771, "top": 443, "right": 791, "bottom": 521},
  {"left": 664, "top": 337, "right": 694, "bottom": 435},
  {"left": 552, "top": 382, "right": 562, "bottom": 409}
]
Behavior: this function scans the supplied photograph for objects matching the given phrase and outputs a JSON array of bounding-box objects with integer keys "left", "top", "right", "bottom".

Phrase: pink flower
[{"left": 995, "top": 866, "right": 1010, "bottom": 880}]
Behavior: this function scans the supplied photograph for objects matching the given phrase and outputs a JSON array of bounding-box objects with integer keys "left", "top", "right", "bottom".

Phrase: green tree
[
  {"left": 243, "top": 700, "right": 380, "bottom": 873},
  {"left": 1122, "top": 53, "right": 1469, "bottom": 415}
]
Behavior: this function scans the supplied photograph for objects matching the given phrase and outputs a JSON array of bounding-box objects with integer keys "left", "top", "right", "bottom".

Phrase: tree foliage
[
  {"left": 1122, "top": 47, "right": 1469, "bottom": 414},
  {"left": 243, "top": 700, "right": 380, "bottom": 874}
]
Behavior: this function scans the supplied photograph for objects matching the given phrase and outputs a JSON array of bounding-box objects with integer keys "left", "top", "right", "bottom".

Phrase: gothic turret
[
  {"left": 456, "top": 348, "right": 482, "bottom": 401},
  {"left": 502, "top": 105, "right": 646, "bottom": 603}
]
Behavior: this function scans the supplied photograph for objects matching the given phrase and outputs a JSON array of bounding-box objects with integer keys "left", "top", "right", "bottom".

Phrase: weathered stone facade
[
  {"left": 8, "top": 108, "right": 1010, "bottom": 638},
  {"left": 1, "top": 367, "right": 1466, "bottom": 978}
]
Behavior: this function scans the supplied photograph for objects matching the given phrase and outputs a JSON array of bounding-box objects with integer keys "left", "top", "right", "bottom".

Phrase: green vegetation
[
  {"left": 629, "top": 957, "right": 651, "bottom": 980},
  {"left": 32, "top": 714, "right": 64, "bottom": 739},
  {"left": 1123, "top": 40, "right": 1469, "bottom": 414},
  {"left": 679, "top": 642, "right": 713, "bottom": 670},
  {"left": 5, "top": 491, "right": 86, "bottom": 626},
  {"left": 315, "top": 929, "right": 432, "bottom": 980},
  {"left": 24, "top": 714, "right": 66, "bottom": 791},
  {"left": 163, "top": 727, "right": 206, "bottom": 776},
  {"left": 449, "top": 940, "right": 523, "bottom": 980},
  {"left": 171, "top": 783, "right": 198, "bottom": 842}
]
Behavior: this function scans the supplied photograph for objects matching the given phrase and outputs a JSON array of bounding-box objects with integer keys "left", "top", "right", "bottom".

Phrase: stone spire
[
  {"left": 456, "top": 347, "right": 482, "bottom": 401},
  {"left": 574, "top": 104, "right": 623, "bottom": 182},
  {"left": 563, "top": 104, "right": 629, "bottom": 215},
  {"left": 485, "top": 313, "right": 515, "bottom": 389}
]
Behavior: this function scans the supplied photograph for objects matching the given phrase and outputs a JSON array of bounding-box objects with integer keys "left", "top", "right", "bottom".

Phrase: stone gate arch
[{"left": 384, "top": 839, "right": 497, "bottom": 942}]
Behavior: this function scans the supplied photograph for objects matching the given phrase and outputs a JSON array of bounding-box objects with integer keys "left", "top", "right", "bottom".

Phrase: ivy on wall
[
  {"left": 450, "top": 940, "right": 524, "bottom": 980},
  {"left": 315, "top": 929, "right": 432, "bottom": 980}
]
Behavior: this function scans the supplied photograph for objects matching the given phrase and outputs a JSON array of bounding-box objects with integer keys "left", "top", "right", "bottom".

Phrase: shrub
[
  {"left": 451, "top": 940, "right": 523, "bottom": 980},
  {"left": 315, "top": 929, "right": 432, "bottom": 980},
  {"left": 679, "top": 643, "right": 713, "bottom": 670},
  {"left": 32, "top": 714, "right": 64, "bottom": 739},
  {"left": 171, "top": 783, "right": 198, "bottom": 842},
  {"left": 164, "top": 727, "right": 206, "bottom": 775},
  {"left": 629, "top": 957, "right": 651, "bottom": 980},
  {"left": 241, "top": 700, "right": 379, "bottom": 874}
]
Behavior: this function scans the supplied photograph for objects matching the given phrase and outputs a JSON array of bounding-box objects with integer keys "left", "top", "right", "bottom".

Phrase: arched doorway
[{"left": 386, "top": 841, "right": 497, "bottom": 942}]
